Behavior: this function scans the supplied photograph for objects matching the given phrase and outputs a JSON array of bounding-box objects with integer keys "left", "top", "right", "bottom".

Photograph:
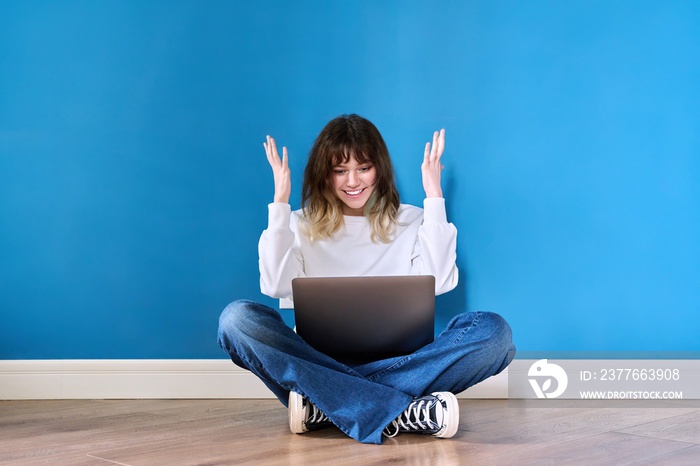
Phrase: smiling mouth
[{"left": 343, "top": 188, "right": 365, "bottom": 196}]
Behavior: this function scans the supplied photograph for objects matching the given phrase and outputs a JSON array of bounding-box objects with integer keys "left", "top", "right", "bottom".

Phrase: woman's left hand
[{"left": 422, "top": 129, "right": 445, "bottom": 198}]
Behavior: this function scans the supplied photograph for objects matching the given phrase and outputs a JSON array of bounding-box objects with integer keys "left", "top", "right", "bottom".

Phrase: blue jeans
[{"left": 217, "top": 299, "right": 515, "bottom": 444}]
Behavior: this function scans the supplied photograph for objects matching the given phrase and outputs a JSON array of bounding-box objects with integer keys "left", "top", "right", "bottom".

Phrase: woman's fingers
[
  {"left": 421, "top": 129, "right": 445, "bottom": 198},
  {"left": 432, "top": 131, "right": 439, "bottom": 159},
  {"left": 263, "top": 135, "right": 291, "bottom": 203},
  {"left": 264, "top": 135, "right": 283, "bottom": 168},
  {"left": 424, "top": 129, "right": 445, "bottom": 164},
  {"left": 430, "top": 129, "right": 445, "bottom": 160}
]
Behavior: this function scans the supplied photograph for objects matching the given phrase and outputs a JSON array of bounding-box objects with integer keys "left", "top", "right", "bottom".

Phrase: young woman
[{"left": 217, "top": 114, "right": 514, "bottom": 445}]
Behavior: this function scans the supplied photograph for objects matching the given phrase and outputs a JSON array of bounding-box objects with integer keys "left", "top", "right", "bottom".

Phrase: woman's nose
[{"left": 347, "top": 171, "right": 359, "bottom": 186}]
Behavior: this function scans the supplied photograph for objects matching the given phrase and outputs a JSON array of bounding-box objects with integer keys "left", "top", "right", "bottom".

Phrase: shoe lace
[
  {"left": 306, "top": 401, "right": 331, "bottom": 426},
  {"left": 384, "top": 397, "right": 439, "bottom": 438}
]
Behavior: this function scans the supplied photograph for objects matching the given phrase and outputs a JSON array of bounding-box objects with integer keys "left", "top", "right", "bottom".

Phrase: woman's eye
[
  {"left": 334, "top": 169, "right": 347, "bottom": 175},
  {"left": 358, "top": 166, "right": 372, "bottom": 173}
]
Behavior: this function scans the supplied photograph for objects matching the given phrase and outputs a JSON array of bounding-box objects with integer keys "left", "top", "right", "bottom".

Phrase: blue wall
[{"left": 1, "top": 1, "right": 698, "bottom": 359}]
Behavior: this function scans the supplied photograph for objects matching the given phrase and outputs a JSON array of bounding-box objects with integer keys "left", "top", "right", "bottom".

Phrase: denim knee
[
  {"left": 219, "top": 299, "right": 248, "bottom": 331},
  {"left": 479, "top": 311, "right": 516, "bottom": 364},
  {"left": 217, "top": 300, "right": 262, "bottom": 349},
  {"left": 217, "top": 299, "right": 285, "bottom": 349}
]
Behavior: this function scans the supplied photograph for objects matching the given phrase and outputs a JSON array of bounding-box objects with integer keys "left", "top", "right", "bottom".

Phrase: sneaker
[
  {"left": 288, "top": 391, "right": 333, "bottom": 434},
  {"left": 383, "top": 391, "right": 459, "bottom": 439}
]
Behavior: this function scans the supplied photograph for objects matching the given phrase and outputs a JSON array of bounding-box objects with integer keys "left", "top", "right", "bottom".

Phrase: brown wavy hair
[{"left": 300, "top": 114, "right": 400, "bottom": 243}]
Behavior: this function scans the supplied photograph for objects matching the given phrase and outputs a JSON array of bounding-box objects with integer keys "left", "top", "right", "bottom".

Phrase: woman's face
[{"left": 331, "top": 156, "right": 376, "bottom": 216}]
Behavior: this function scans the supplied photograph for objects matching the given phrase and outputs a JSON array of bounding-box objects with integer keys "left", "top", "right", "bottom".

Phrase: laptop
[{"left": 291, "top": 275, "right": 435, "bottom": 364}]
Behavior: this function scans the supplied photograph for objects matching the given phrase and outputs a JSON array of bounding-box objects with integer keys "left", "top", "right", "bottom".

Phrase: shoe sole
[
  {"left": 432, "top": 391, "right": 459, "bottom": 439},
  {"left": 288, "top": 391, "right": 308, "bottom": 434}
]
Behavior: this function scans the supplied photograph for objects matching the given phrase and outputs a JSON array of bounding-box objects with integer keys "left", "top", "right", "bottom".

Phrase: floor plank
[
  {"left": 615, "top": 410, "right": 700, "bottom": 443},
  {"left": 0, "top": 399, "right": 697, "bottom": 465},
  {"left": 496, "top": 431, "right": 693, "bottom": 465},
  {"left": 628, "top": 445, "right": 700, "bottom": 466}
]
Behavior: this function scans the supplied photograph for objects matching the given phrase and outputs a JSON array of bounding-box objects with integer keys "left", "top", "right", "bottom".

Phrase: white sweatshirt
[{"left": 258, "top": 197, "right": 459, "bottom": 308}]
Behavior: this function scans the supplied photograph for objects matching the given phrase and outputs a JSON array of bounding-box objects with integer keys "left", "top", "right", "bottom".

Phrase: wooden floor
[{"left": 1, "top": 399, "right": 698, "bottom": 465}]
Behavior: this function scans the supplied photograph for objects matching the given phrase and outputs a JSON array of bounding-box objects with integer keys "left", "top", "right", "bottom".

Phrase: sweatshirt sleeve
[
  {"left": 258, "top": 203, "right": 304, "bottom": 299},
  {"left": 411, "top": 197, "right": 459, "bottom": 295}
]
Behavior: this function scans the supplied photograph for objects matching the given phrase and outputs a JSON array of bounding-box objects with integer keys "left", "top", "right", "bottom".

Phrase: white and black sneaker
[
  {"left": 383, "top": 392, "right": 459, "bottom": 439},
  {"left": 288, "top": 391, "right": 333, "bottom": 434}
]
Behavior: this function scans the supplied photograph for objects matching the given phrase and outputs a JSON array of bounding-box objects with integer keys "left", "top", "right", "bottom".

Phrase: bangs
[{"left": 330, "top": 146, "right": 373, "bottom": 167}]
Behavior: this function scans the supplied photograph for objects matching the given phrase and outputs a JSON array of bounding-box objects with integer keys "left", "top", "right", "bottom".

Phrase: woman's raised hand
[
  {"left": 422, "top": 129, "right": 445, "bottom": 198},
  {"left": 263, "top": 135, "right": 291, "bottom": 204}
]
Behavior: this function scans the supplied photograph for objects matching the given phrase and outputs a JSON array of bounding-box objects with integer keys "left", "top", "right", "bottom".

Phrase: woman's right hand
[{"left": 263, "top": 135, "right": 291, "bottom": 204}]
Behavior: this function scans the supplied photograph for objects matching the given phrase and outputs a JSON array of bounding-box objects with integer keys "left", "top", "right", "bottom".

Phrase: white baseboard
[{"left": 0, "top": 360, "right": 507, "bottom": 400}]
